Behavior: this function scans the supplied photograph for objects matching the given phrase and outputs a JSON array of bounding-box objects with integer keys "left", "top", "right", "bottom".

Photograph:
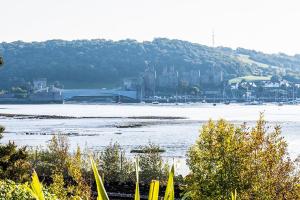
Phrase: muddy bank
[
  {"left": 20, "top": 132, "right": 98, "bottom": 136},
  {"left": 113, "top": 120, "right": 197, "bottom": 128},
  {"left": 0, "top": 113, "right": 78, "bottom": 119},
  {"left": 0, "top": 113, "right": 187, "bottom": 120}
]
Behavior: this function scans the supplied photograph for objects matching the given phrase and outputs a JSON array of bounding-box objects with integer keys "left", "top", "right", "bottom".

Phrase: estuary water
[{"left": 0, "top": 103, "right": 299, "bottom": 174}]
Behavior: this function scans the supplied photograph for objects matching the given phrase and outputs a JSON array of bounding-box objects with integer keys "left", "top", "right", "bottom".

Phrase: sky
[{"left": 1, "top": 0, "right": 300, "bottom": 55}]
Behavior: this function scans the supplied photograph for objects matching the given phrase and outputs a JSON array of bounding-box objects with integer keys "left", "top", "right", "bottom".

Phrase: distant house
[
  {"left": 33, "top": 78, "right": 47, "bottom": 91},
  {"left": 30, "top": 78, "right": 63, "bottom": 103},
  {"left": 263, "top": 82, "right": 280, "bottom": 88}
]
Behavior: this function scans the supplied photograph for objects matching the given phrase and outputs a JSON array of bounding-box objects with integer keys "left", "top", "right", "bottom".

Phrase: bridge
[{"left": 62, "top": 89, "right": 139, "bottom": 103}]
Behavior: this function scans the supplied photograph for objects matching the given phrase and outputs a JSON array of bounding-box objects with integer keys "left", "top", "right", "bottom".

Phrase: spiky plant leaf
[
  {"left": 164, "top": 164, "right": 174, "bottom": 200},
  {"left": 90, "top": 156, "right": 109, "bottom": 200},
  {"left": 27, "top": 170, "right": 45, "bottom": 200},
  {"left": 231, "top": 189, "right": 237, "bottom": 200},
  {"left": 148, "top": 180, "right": 159, "bottom": 200},
  {"left": 134, "top": 158, "right": 140, "bottom": 200}
]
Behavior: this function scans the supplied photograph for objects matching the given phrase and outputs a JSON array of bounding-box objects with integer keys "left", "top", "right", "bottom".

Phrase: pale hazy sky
[{"left": 1, "top": 0, "right": 300, "bottom": 54}]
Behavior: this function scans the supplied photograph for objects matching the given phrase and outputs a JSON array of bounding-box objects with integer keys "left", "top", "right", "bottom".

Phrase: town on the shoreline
[{"left": 1, "top": 65, "right": 300, "bottom": 104}]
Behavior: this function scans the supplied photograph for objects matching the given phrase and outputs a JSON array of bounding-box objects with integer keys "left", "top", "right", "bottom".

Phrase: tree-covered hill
[{"left": 1, "top": 38, "right": 300, "bottom": 89}]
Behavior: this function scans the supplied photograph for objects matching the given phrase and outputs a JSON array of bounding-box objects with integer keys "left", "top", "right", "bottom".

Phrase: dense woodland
[{"left": 1, "top": 38, "right": 300, "bottom": 89}]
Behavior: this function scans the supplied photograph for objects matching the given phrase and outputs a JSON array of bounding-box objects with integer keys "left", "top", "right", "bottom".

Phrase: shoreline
[{"left": 0, "top": 113, "right": 187, "bottom": 120}]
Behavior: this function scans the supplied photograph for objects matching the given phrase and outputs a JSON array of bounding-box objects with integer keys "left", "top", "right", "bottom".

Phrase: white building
[{"left": 33, "top": 78, "right": 47, "bottom": 91}]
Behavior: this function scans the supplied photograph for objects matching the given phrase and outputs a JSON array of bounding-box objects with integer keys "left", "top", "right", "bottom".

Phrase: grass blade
[{"left": 90, "top": 156, "right": 109, "bottom": 200}]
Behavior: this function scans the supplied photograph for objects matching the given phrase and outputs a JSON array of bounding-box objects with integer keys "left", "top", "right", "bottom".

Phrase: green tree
[
  {"left": 138, "top": 143, "right": 168, "bottom": 183},
  {"left": 99, "top": 142, "right": 133, "bottom": 183},
  {"left": 0, "top": 125, "right": 5, "bottom": 137},
  {"left": 185, "top": 114, "right": 300, "bottom": 200},
  {"left": 66, "top": 147, "right": 91, "bottom": 199},
  {"left": 190, "top": 86, "right": 200, "bottom": 96},
  {"left": 35, "top": 136, "right": 92, "bottom": 200},
  {"left": 32, "top": 135, "right": 70, "bottom": 183}
]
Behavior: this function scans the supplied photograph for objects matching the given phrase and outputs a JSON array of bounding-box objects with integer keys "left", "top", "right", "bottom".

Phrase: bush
[
  {"left": 138, "top": 143, "right": 168, "bottom": 183},
  {"left": 0, "top": 180, "right": 56, "bottom": 200},
  {"left": 185, "top": 114, "right": 300, "bottom": 199},
  {"left": 0, "top": 125, "right": 4, "bottom": 135},
  {"left": 33, "top": 135, "right": 91, "bottom": 199},
  {"left": 0, "top": 125, "right": 4, "bottom": 141},
  {"left": 0, "top": 180, "right": 34, "bottom": 200},
  {"left": 0, "top": 125, "right": 31, "bottom": 183},
  {"left": 98, "top": 142, "right": 133, "bottom": 183}
]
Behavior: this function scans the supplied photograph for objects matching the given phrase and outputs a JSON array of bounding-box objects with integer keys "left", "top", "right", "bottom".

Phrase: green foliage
[
  {"left": 34, "top": 135, "right": 91, "bottom": 200},
  {"left": 10, "top": 87, "right": 28, "bottom": 98},
  {"left": 0, "top": 125, "right": 4, "bottom": 139},
  {"left": 66, "top": 147, "right": 91, "bottom": 199},
  {"left": 0, "top": 137, "right": 31, "bottom": 182},
  {"left": 185, "top": 114, "right": 300, "bottom": 199},
  {"left": 99, "top": 142, "right": 133, "bottom": 183},
  {"left": 3, "top": 39, "right": 300, "bottom": 89},
  {"left": 47, "top": 135, "right": 70, "bottom": 170},
  {"left": 0, "top": 180, "right": 34, "bottom": 200},
  {"left": 31, "top": 136, "right": 68, "bottom": 187},
  {"left": 48, "top": 171, "right": 67, "bottom": 200},
  {"left": 0, "top": 39, "right": 252, "bottom": 89},
  {"left": 0, "top": 179, "right": 55, "bottom": 200},
  {"left": 139, "top": 143, "right": 168, "bottom": 183}
]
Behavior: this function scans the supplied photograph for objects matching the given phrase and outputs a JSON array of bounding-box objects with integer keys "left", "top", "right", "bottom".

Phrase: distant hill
[{"left": 1, "top": 38, "right": 300, "bottom": 89}]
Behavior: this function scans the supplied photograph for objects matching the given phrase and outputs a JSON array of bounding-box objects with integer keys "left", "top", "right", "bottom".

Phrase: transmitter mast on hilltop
[{"left": 212, "top": 29, "right": 215, "bottom": 47}]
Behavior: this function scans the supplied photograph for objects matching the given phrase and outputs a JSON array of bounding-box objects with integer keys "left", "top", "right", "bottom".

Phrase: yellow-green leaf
[
  {"left": 231, "top": 189, "right": 237, "bottom": 200},
  {"left": 164, "top": 164, "right": 175, "bottom": 200},
  {"left": 148, "top": 180, "right": 159, "bottom": 200},
  {"left": 28, "top": 170, "right": 45, "bottom": 200},
  {"left": 134, "top": 158, "right": 140, "bottom": 200},
  {"left": 90, "top": 156, "right": 109, "bottom": 200}
]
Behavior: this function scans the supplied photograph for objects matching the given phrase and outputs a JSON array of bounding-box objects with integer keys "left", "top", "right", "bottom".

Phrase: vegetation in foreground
[
  {"left": 185, "top": 114, "right": 300, "bottom": 199},
  {"left": 0, "top": 115, "right": 299, "bottom": 199}
]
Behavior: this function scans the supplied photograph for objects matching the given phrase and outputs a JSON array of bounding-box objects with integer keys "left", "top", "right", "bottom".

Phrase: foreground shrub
[
  {"left": 185, "top": 114, "right": 300, "bottom": 199},
  {"left": 0, "top": 180, "right": 34, "bottom": 199},
  {"left": 99, "top": 142, "right": 134, "bottom": 183},
  {"left": 0, "top": 125, "right": 5, "bottom": 136},
  {"left": 138, "top": 143, "right": 168, "bottom": 184},
  {"left": 0, "top": 180, "right": 55, "bottom": 200},
  {"left": 0, "top": 125, "right": 31, "bottom": 183},
  {"left": 33, "top": 136, "right": 91, "bottom": 199}
]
